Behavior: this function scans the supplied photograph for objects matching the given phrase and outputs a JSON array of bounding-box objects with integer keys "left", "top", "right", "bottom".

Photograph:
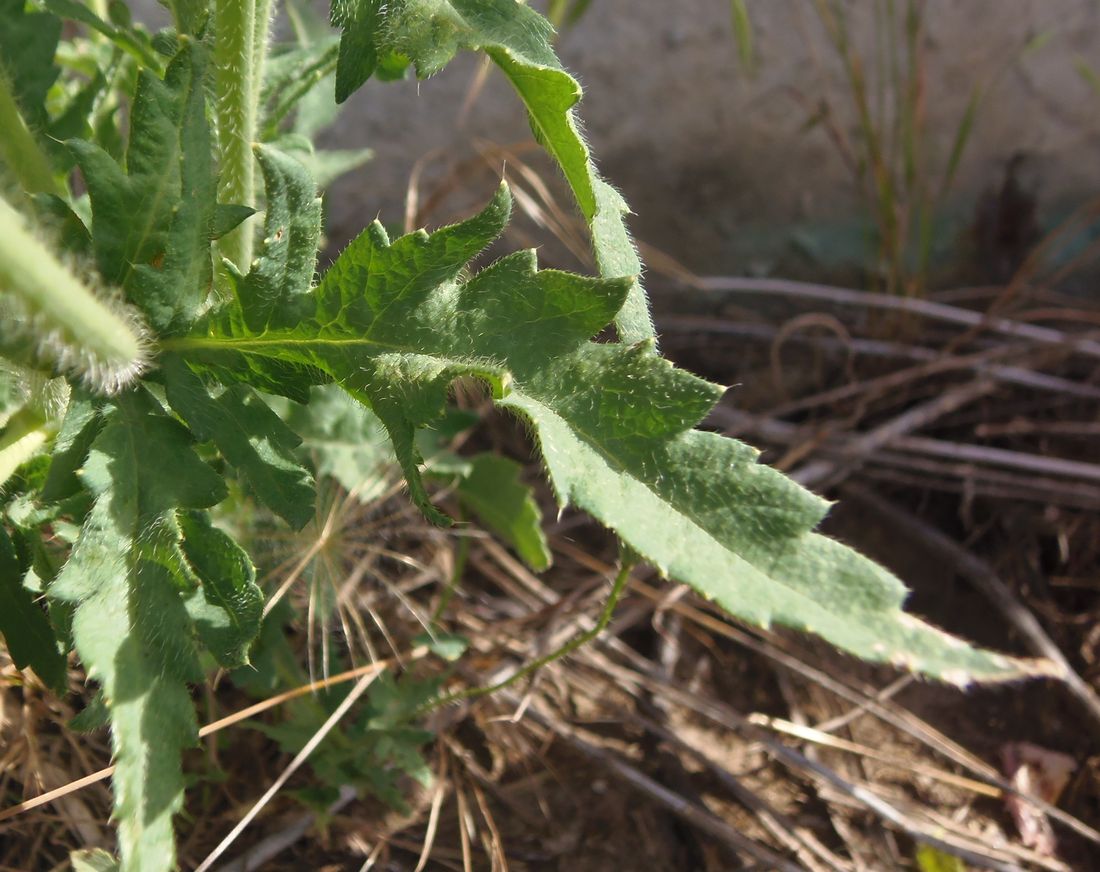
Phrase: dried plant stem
[
  {"left": 844, "top": 484, "right": 1100, "bottom": 734},
  {"left": 697, "top": 276, "right": 1100, "bottom": 361},
  {"left": 194, "top": 667, "right": 383, "bottom": 872},
  {"left": 515, "top": 695, "right": 806, "bottom": 872}
]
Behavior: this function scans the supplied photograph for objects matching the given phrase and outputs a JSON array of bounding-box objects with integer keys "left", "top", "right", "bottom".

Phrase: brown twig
[
  {"left": 692, "top": 276, "right": 1100, "bottom": 361},
  {"left": 658, "top": 316, "right": 1100, "bottom": 401},
  {"left": 547, "top": 543, "right": 1100, "bottom": 850},
  {"left": 790, "top": 378, "right": 998, "bottom": 489},
  {"left": 715, "top": 406, "right": 1100, "bottom": 510}
]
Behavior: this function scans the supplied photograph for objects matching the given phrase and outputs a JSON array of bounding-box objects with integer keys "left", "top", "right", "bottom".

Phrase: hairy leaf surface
[
  {"left": 180, "top": 510, "right": 263, "bottom": 668},
  {"left": 0, "top": 0, "right": 61, "bottom": 129},
  {"left": 164, "top": 356, "right": 316, "bottom": 529},
  {"left": 70, "top": 41, "right": 215, "bottom": 333},
  {"left": 176, "top": 186, "right": 1036, "bottom": 682},
  {"left": 331, "top": 0, "right": 654, "bottom": 343},
  {"left": 0, "top": 525, "right": 66, "bottom": 691},
  {"left": 50, "top": 390, "right": 226, "bottom": 872}
]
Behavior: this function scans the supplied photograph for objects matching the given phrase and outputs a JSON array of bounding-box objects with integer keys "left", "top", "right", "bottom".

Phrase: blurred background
[{"left": 321, "top": 0, "right": 1100, "bottom": 287}]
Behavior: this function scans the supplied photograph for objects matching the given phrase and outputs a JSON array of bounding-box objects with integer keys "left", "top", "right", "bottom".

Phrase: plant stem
[
  {"left": 0, "top": 195, "right": 146, "bottom": 392},
  {"left": 428, "top": 560, "right": 634, "bottom": 712},
  {"left": 252, "top": 0, "right": 275, "bottom": 114},
  {"left": 0, "top": 70, "right": 59, "bottom": 197},
  {"left": 214, "top": 0, "right": 275, "bottom": 271}
]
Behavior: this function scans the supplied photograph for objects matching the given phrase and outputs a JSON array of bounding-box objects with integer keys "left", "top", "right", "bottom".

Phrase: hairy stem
[
  {"left": 0, "top": 69, "right": 58, "bottom": 197},
  {"left": 214, "top": 0, "right": 275, "bottom": 270},
  {"left": 0, "top": 195, "right": 146, "bottom": 393},
  {"left": 252, "top": 0, "right": 275, "bottom": 115}
]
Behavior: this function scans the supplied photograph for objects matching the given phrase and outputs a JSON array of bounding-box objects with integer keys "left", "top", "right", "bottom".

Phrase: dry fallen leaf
[{"left": 1000, "top": 741, "right": 1077, "bottom": 856}]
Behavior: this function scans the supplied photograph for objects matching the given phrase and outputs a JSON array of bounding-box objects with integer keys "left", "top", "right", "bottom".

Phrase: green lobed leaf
[
  {"left": 70, "top": 40, "right": 216, "bottom": 334},
  {"left": 180, "top": 185, "right": 516, "bottom": 525},
  {"left": 175, "top": 186, "right": 1044, "bottom": 684},
  {"left": 458, "top": 454, "right": 550, "bottom": 572},
  {"left": 41, "top": 391, "right": 102, "bottom": 503},
  {"left": 0, "top": 0, "right": 61, "bottom": 129},
  {"left": 50, "top": 389, "right": 227, "bottom": 872},
  {"left": 227, "top": 145, "right": 323, "bottom": 333},
  {"left": 331, "top": 0, "right": 654, "bottom": 343},
  {"left": 163, "top": 356, "right": 316, "bottom": 529},
  {"left": 283, "top": 383, "right": 397, "bottom": 504},
  {"left": 179, "top": 510, "right": 263, "bottom": 668},
  {"left": 445, "top": 453, "right": 550, "bottom": 572},
  {"left": 0, "top": 524, "right": 67, "bottom": 691}
]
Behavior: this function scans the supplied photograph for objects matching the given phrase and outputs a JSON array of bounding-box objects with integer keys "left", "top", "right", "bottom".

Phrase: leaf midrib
[{"left": 167, "top": 332, "right": 406, "bottom": 354}]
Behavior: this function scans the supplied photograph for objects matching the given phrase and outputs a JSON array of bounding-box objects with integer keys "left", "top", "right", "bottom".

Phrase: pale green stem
[
  {"left": 0, "top": 69, "right": 59, "bottom": 197},
  {"left": 214, "top": 0, "right": 277, "bottom": 272},
  {"left": 252, "top": 0, "right": 275, "bottom": 115},
  {"left": 214, "top": 0, "right": 257, "bottom": 270},
  {"left": 0, "top": 194, "right": 146, "bottom": 391}
]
